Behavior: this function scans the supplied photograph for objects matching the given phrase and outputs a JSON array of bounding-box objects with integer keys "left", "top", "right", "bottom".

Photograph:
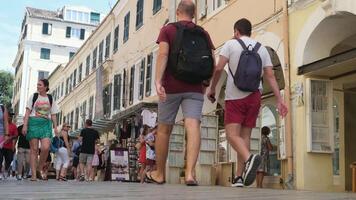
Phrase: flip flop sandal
[
  {"left": 145, "top": 172, "right": 165, "bottom": 184},
  {"left": 185, "top": 180, "right": 198, "bottom": 186}
]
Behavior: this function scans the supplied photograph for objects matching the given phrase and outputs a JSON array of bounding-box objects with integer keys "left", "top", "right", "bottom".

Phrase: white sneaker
[{"left": 231, "top": 176, "right": 244, "bottom": 187}]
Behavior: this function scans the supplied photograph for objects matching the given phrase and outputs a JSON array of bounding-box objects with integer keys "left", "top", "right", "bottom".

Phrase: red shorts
[{"left": 224, "top": 91, "right": 261, "bottom": 128}]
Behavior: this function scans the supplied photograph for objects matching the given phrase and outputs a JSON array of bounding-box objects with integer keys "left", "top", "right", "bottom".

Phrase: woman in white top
[{"left": 22, "top": 79, "right": 59, "bottom": 181}]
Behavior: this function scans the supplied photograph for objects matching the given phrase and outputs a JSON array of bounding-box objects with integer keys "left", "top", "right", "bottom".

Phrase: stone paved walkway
[{"left": 0, "top": 180, "right": 355, "bottom": 200}]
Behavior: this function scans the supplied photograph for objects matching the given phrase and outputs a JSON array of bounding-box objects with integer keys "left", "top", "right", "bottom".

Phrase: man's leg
[
  {"left": 78, "top": 153, "right": 86, "bottom": 180},
  {"left": 86, "top": 155, "right": 93, "bottom": 180},
  {"left": 150, "top": 123, "right": 173, "bottom": 182},
  {"left": 225, "top": 124, "right": 250, "bottom": 163},
  {"left": 184, "top": 118, "right": 201, "bottom": 182},
  {"left": 236, "top": 126, "right": 252, "bottom": 177}
]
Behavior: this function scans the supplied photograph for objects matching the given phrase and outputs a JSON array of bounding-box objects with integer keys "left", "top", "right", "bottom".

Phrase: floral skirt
[{"left": 26, "top": 117, "right": 53, "bottom": 141}]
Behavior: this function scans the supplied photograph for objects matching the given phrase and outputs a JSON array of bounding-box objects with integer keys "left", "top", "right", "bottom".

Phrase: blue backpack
[
  {"left": 50, "top": 136, "right": 64, "bottom": 153},
  {"left": 228, "top": 39, "right": 262, "bottom": 92}
]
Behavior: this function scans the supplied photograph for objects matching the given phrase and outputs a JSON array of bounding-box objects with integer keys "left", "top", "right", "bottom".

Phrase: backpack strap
[
  {"left": 236, "top": 39, "right": 248, "bottom": 51},
  {"left": 32, "top": 93, "right": 39, "bottom": 109},
  {"left": 253, "top": 42, "right": 262, "bottom": 53},
  {"left": 47, "top": 94, "right": 53, "bottom": 107},
  {"left": 171, "top": 22, "right": 186, "bottom": 54}
]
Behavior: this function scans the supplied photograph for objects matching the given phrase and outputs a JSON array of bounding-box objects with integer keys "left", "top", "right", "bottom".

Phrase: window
[
  {"left": 63, "top": 116, "right": 66, "bottom": 125},
  {"left": 103, "top": 84, "right": 112, "bottom": 117},
  {"left": 81, "top": 101, "right": 87, "bottom": 127},
  {"left": 80, "top": 29, "right": 85, "bottom": 40},
  {"left": 42, "top": 23, "right": 52, "bottom": 35},
  {"left": 70, "top": 111, "right": 74, "bottom": 129},
  {"left": 123, "top": 12, "right": 130, "bottom": 43},
  {"left": 89, "top": 96, "right": 94, "bottom": 120},
  {"left": 113, "top": 74, "right": 122, "bottom": 110},
  {"left": 66, "top": 27, "right": 85, "bottom": 39},
  {"left": 123, "top": 69, "right": 127, "bottom": 107},
  {"left": 73, "top": 69, "right": 77, "bottom": 88},
  {"left": 213, "top": 0, "right": 224, "bottom": 10},
  {"left": 99, "top": 40, "right": 104, "bottom": 65},
  {"left": 69, "top": 52, "right": 75, "bottom": 59},
  {"left": 136, "top": 0, "right": 144, "bottom": 30},
  {"left": 66, "top": 27, "right": 71, "bottom": 38},
  {"left": 22, "top": 24, "right": 27, "bottom": 39},
  {"left": 92, "top": 47, "right": 97, "bottom": 69},
  {"left": 129, "top": 65, "right": 135, "bottom": 104},
  {"left": 61, "top": 82, "right": 64, "bottom": 97},
  {"left": 90, "top": 12, "right": 100, "bottom": 25},
  {"left": 65, "top": 78, "right": 69, "bottom": 95},
  {"left": 78, "top": 64, "right": 82, "bottom": 82},
  {"left": 38, "top": 71, "right": 49, "bottom": 80},
  {"left": 145, "top": 53, "right": 153, "bottom": 96},
  {"left": 65, "top": 9, "right": 90, "bottom": 24},
  {"left": 153, "top": 0, "right": 162, "bottom": 15},
  {"left": 113, "top": 25, "right": 119, "bottom": 52},
  {"left": 86, "top": 55, "right": 90, "bottom": 75},
  {"left": 139, "top": 58, "right": 145, "bottom": 100},
  {"left": 105, "top": 33, "right": 111, "bottom": 59},
  {"left": 75, "top": 107, "right": 79, "bottom": 130},
  {"left": 40, "top": 48, "right": 50, "bottom": 60},
  {"left": 306, "top": 79, "right": 333, "bottom": 153}
]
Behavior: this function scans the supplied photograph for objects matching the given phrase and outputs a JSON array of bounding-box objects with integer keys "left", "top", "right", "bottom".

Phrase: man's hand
[
  {"left": 207, "top": 88, "right": 216, "bottom": 103},
  {"left": 155, "top": 81, "right": 166, "bottom": 102},
  {"left": 277, "top": 100, "right": 288, "bottom": 118}
]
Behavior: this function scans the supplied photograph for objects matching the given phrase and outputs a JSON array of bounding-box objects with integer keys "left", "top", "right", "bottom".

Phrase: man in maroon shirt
[{"left": 148, "top": 0, "right": 215, "bottom": 186}]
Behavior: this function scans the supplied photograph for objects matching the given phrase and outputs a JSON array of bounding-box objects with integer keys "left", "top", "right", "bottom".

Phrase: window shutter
[
  {"left": 80, "top": 29, "right": 85, "bottom": 40},
  {"left": 306, "top": 78, "right": 333, "bottom": 153},
  {"left": 66, "top": 27, "right": 71, "bottom": 38},
  {"left": 42, "top": 23, "right": 48, "bottom": 34}
]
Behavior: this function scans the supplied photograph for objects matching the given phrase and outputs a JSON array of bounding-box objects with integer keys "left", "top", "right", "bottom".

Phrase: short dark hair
[
  {"left": 39, "top": 79, "right": 50, "bottom": 92},
  {"left": 234, "top": 18, "right": 252, "bottom": 37},
  {"left": 261, "top": 126, "right": 271, "bottom": 136},
  {"left": 177, "top": 0, "right": 196, "bottom": 18},
  {"left": 86, "top": 119, "right": 93, "bottom": 126}
]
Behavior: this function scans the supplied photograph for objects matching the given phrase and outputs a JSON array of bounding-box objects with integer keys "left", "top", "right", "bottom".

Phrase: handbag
[{"left": 50, "top": 136, "right": 64, "bottom": 153}]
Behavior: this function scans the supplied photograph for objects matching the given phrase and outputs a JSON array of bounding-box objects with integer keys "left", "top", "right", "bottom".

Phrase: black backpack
[
  {"left": 32, "top": 93, "right": 53, "bottom": 108},
  {"left": 229, "top": 39, "right": 262, "bottom": 92},
  {"left": 168, "top": 22, "right": 214, "bottom": 84}
]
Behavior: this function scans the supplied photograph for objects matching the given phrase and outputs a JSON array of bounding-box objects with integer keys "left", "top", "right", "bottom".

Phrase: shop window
[
  {"left": 306, "top": 79, "right": 333, "bottom": 153},
  {"left": 332, "top": 98, "right": 340, "bottom": 175}
]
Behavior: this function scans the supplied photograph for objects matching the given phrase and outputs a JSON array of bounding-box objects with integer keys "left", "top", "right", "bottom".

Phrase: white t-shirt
[
  {"left": 220, "top": 36, "right": 273, "bottom": 100},
  {"left": 26, "top": 94, "right": 59, "bottom": 119}
]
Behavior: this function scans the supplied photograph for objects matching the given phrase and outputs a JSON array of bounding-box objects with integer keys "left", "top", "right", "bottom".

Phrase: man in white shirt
[{"left": 208, "top": 18, "right": 288, "bottom": 187}]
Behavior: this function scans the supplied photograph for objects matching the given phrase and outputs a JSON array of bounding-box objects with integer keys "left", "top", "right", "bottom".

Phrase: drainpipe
[{"left": 282, "top": 0, "right": 294, "bottom": 189}]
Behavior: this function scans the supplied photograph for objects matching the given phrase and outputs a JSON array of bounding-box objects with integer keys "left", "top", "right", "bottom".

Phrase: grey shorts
[
  {"left": 158, "top": 92, "right": 204, "bottom": 125},
  {"left": 79, "top": 153, "right": 94, "bottom": 165}
]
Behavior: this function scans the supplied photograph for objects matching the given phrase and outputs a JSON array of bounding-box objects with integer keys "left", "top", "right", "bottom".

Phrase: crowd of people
[{"left": 0, "top": 0, "right": 287, "bottom": 188}]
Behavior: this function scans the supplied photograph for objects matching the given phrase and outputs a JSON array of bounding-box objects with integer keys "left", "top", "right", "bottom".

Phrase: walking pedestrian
[
  {"left": 1, "top": 112, "right": 18, "bottom": 179},
  {"left": 78, "top": 119, "right": 100, "bottom": 181},
  {"left": 256, "top": 126, "right": 273, "bottom": 188},
  {"left": 0, "top": 104, "right": 9, "bottom": 180},
  {"left": 149, "top": 0, "right": 215, "bottom": 186},
  {"left": 16, "top": 124, "right": 30, "bottom": 180},
  {"left": 22, "top": 79, "right": 59, "bottom": 181},
  {"left": 207, "top": 18, "right": 288, "bottom": 187},
  {"left": 54, "top": 123, "right": 70, "bottom": 181}
]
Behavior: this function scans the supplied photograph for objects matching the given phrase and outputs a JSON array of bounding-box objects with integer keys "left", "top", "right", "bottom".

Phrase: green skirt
[{"left": 26, "top": 117, "right": 53, "bottom": 141}]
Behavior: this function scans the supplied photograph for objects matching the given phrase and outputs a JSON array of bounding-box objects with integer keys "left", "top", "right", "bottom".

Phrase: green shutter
[
  {"left": 80, "top": 29, "right": 85, "bottom": 40},
  {"left": 42, "top": 23, "right": 48, "bottom": 34},
  {"left": 66, "top": 27, "right": 71, "bottom": 38}
]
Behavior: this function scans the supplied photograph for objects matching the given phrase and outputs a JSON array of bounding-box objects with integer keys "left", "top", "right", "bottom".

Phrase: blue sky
[{"left": 0, "top": 0, "right": 117, "bottom": 73}]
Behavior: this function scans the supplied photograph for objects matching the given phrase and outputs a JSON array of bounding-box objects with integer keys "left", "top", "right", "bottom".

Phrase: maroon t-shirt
[{"left": 156, "top": 20, "right": 215, "bottom": 94}]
